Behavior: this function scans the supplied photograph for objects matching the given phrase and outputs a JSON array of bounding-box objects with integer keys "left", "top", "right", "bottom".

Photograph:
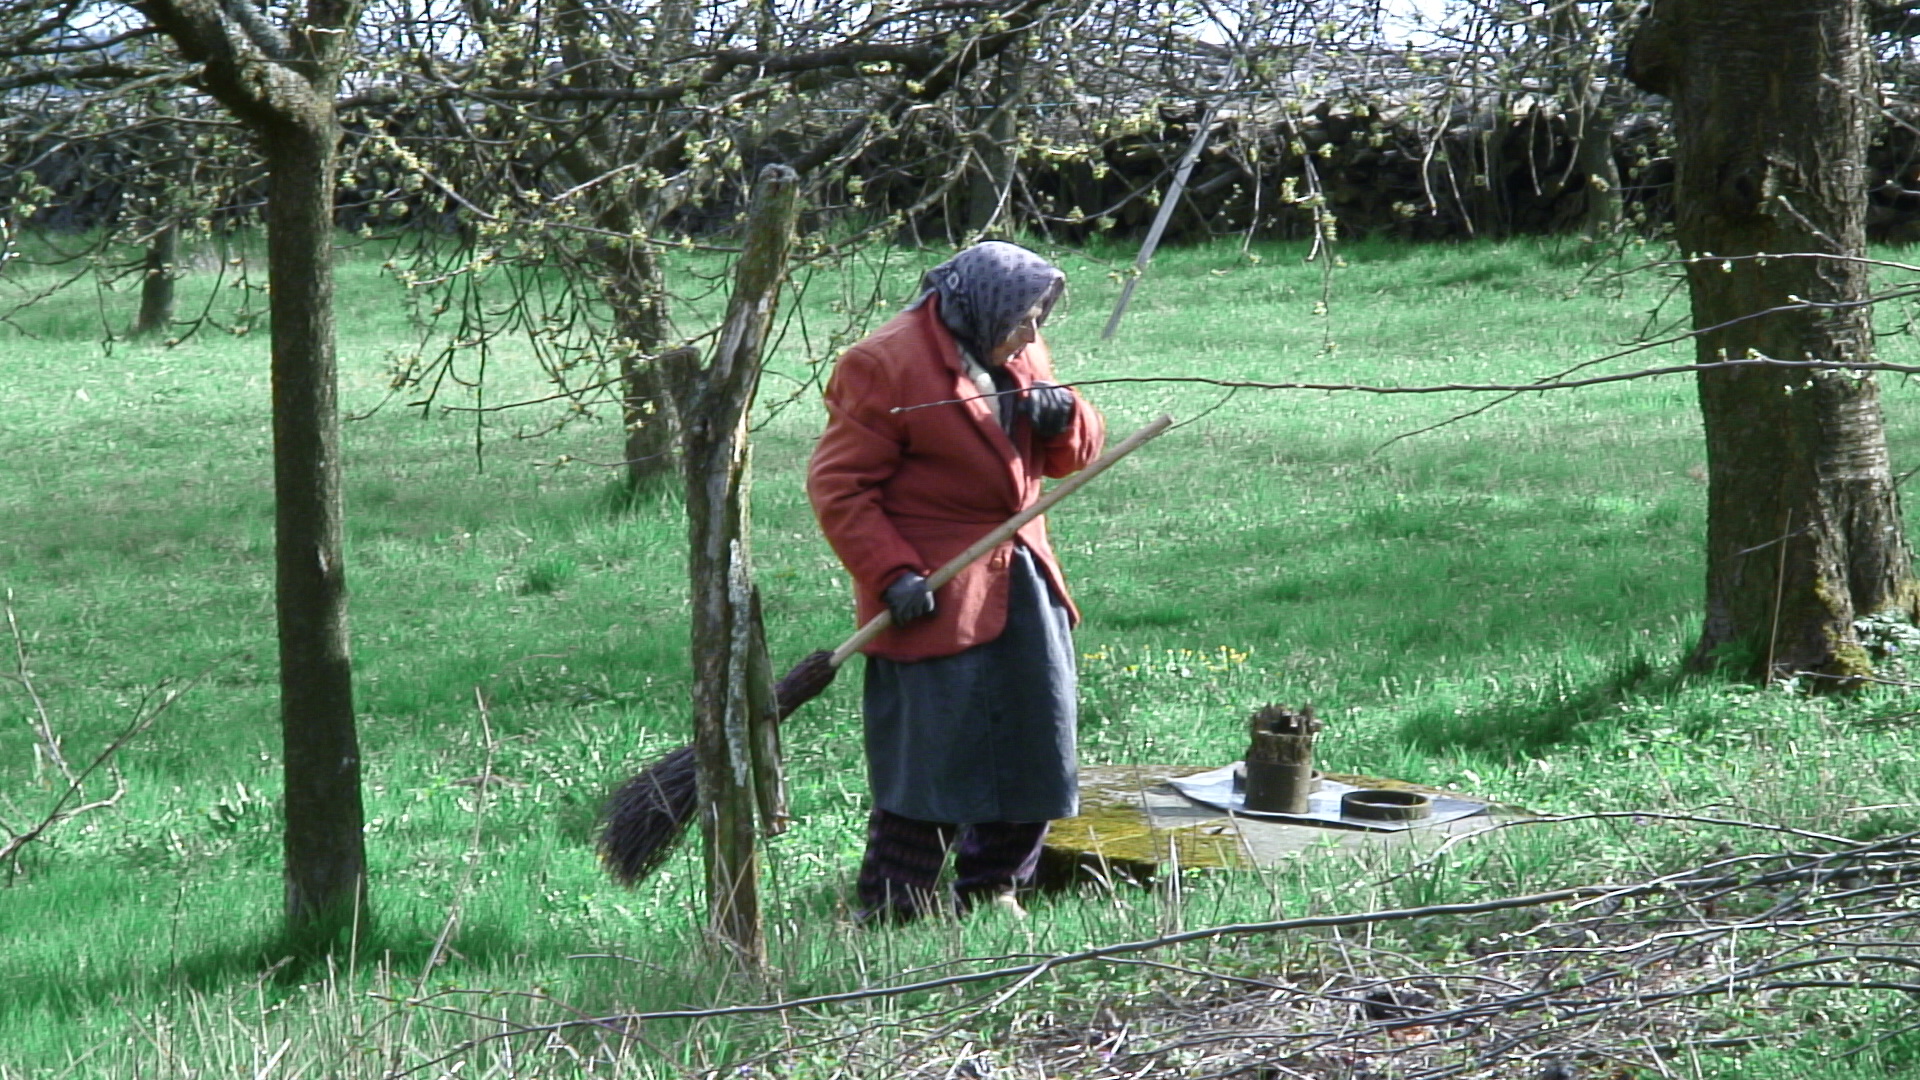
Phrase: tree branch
[
  {"left": 0, "top": 61, "right": 176, "bottom": 91},
  {"left": 3, "top": 590, "right": 70, "bottom": 784},
  {"left": 892, "top": 357, "right": 1920, "bottom": 415}
]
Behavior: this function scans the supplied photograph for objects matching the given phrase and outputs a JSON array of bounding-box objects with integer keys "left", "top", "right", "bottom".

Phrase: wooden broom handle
[{"left": 829, "top": 413, "right": 1174, "bottom": 666}]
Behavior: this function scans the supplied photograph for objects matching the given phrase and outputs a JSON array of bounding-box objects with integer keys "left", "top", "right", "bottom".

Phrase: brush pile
[
  {"left": 721, "top": 824, "right": 1920, "bottom": 1078},
  {"left": 1014, "top": 832, "right": 1920, "bottom": 1077},
  {"left": 409, "top": 817, "right": 1920, "bottom": 1076}
]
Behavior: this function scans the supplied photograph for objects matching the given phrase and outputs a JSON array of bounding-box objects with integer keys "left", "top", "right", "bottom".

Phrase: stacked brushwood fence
[
  {"left": 16, "top": 94, "right": 1920, "bottom": 244},
  {"left": 1001, "top": 99, "right": 1658, "bottom": 242},
  {"left": 854, "top": 98, "right": 1920, "bottom": 245}
]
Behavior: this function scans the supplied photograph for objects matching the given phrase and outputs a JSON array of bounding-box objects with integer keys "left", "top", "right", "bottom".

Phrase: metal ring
[{"left": 1340, "top": 788, "right": 1432, "bottom": 822}]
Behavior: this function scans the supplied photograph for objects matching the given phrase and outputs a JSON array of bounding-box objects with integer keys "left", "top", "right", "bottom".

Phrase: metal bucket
[{"left": 1243, "top": 757, "right": 1314, "bottom": 814}]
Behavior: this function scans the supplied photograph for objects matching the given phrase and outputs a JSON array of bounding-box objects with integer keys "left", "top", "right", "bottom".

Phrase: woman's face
[{"left": 985, "top": 306, "right": 1045, "bottom": 367}]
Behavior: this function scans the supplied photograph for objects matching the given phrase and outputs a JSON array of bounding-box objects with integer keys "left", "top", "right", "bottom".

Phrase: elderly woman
[{"left": 807, "top": 241, "right": 1106, "bottom": 922}]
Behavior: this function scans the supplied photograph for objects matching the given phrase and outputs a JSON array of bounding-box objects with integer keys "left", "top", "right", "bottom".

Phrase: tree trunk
[
  {"left": 965, "top": 48, "right": 1024, "bottom": 237},
  {"left": 1572, "top": 108, "right": 1620, "bottom": 237},
  {"left": 265, "top": 118, "right": 366, "bottom": 933},
  {"left": 132, "top": 219, "right": 179, "bottom": 337},
  {"left": 1547, "top": 0, "right": 1621, "bottom": 237},
  {"left": 135, "top": 0, "right": 368, "bottom": 939},
  {"left": 132, "top": 96, "right": 185, "bottom": 339},
  {"left": 674, "top": 165, "right": 800, "bottom": 963},
  {"left": 548, "top": 0, "right": 681, "bottom": 494},
  {"left": 614, "top": 249, "right": 679, "bottom": 494},
  {"left": 1629, "top": 0, "right": 1918, "bottom": 681},
  {"left": 1449, "top": 119, "right": 1509, "bottom": 239}
]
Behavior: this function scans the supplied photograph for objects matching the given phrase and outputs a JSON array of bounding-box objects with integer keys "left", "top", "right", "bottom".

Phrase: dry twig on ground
[
  {"left": 1, "top": 592, "right": 193, "bottom": 876},
  {"left": 1006, "top": 832, "right": 1920, "bottom": 1079},
  {"left": 401, "top": 823, "right": 1920, "bottom": 1078}
]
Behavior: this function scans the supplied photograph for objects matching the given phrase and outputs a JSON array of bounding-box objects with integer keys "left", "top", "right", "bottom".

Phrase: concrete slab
[{"left": 1037, "top": 764, "right": 1520, "bottom": 887}]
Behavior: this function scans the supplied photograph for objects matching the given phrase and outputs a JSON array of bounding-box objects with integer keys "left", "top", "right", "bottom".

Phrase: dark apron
[{"left": 863, "top": 543, "right": 1078, "bottom": 824}]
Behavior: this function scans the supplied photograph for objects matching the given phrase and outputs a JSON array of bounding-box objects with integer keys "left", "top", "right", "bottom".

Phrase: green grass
[{"left": 6, "top": 232, "right": 1920, "bottom": 1076}]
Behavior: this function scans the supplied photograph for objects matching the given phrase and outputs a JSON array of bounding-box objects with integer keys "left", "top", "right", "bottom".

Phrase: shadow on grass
[
  {"left": 597, "top": 471, "right": 682, "bottom": 517},
  {"left": 1395, "top": 649, "right": 1684, "bottom": 756},
  {"left": 4, "top": 916, "right": 554, "bottom": 1022}
]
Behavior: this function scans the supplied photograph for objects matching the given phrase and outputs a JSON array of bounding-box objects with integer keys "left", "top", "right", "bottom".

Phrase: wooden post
[
  {"left": 669, "top": 165, "right": 800, "bottom": 963},
  {"left": 1102, "top": 104, "right": 1217, "bottom": 341}
]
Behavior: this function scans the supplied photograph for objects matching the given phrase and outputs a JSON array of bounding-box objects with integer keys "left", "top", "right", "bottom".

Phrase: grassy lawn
[{"left": 5, "top": 232, "right": 1920, "bottom": 1076}]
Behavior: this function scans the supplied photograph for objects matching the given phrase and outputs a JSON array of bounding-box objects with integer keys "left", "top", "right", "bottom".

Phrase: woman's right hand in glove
[
  {"left": 883, "top": 571, "right": 936, "bottom": 624},
  {"left": 1022, "top": 381, "right": 1076, "bottom": 439}
]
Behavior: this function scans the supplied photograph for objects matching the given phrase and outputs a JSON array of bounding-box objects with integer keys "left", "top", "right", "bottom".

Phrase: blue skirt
[{"left": 863, "top": 544, "right": 1079, "bottom": 824}]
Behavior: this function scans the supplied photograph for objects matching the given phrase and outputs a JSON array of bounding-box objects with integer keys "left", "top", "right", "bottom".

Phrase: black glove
[
  {"left": 883, "top": 571, "right": 936, "bottom": 624},
  {"left": 1022, "top": 381, "right": 1076, "bottom": 440}
]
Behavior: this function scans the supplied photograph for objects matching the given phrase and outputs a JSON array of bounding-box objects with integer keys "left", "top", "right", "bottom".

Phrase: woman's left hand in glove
[{"left": 1022, "top": 381, "right": 1076, "bottom": 439}]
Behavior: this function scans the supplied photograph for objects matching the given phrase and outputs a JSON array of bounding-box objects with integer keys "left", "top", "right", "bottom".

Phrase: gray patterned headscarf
[{"left": 908, "top": 241, "right": 1066, "bottom": 361}]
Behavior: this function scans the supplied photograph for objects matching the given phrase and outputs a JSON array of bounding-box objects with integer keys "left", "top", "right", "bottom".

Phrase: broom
[{"left": 597, "top": 414, "right": 1175, "bottom": 885}]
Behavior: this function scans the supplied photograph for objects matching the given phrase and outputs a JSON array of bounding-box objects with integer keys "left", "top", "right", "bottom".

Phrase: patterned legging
[{"left": 856, "top": 808, "right": 1049, "bottom": 922}]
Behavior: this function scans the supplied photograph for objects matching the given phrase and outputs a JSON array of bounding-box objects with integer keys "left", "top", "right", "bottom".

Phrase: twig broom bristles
[{"left": 597, "top": 415, "right": 1174, "bottom": 886}]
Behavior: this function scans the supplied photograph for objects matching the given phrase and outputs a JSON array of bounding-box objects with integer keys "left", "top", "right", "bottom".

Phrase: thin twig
[
  {"left": 3, "top": 589, "right": 72, "bottom": 783},
  {"left": 890, "top": 356, "right": 1920, "bottom": 415},
  {"left": 1, "top": 665, "right": 208, "bottom": 874}
]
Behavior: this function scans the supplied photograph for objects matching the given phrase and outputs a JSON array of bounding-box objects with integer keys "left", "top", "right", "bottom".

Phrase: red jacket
[{"left": 807, "top": 295, "right": 1107, "bottom": 661}]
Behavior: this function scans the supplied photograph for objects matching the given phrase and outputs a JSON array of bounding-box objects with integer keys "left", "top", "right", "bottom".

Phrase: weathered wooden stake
[
  {"left": 1101, "top": 104, "right": 1217, "bottom": 341},
  {"left": 668, "top": 164, "right": 801, "bottom": 962}
]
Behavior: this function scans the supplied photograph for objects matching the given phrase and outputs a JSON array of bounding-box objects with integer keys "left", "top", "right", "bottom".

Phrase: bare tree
[
  {"left": 129, "top": 98, "right": 189, "bottom": 337},
  {"left": 0, "top": 8, "right": 214, "bottom": 339},
  {"left": 1543, "top": 1, "right": 1629, "bottom": 236},
  {"left": 128, "top": 0, "right": 370, "bottom": 936},
  {"left": 362, "top": 0, "right": 1069, "bottom": 489},
  {"left": 0, "top": 0, "right": 367, "bottom": 938}
]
